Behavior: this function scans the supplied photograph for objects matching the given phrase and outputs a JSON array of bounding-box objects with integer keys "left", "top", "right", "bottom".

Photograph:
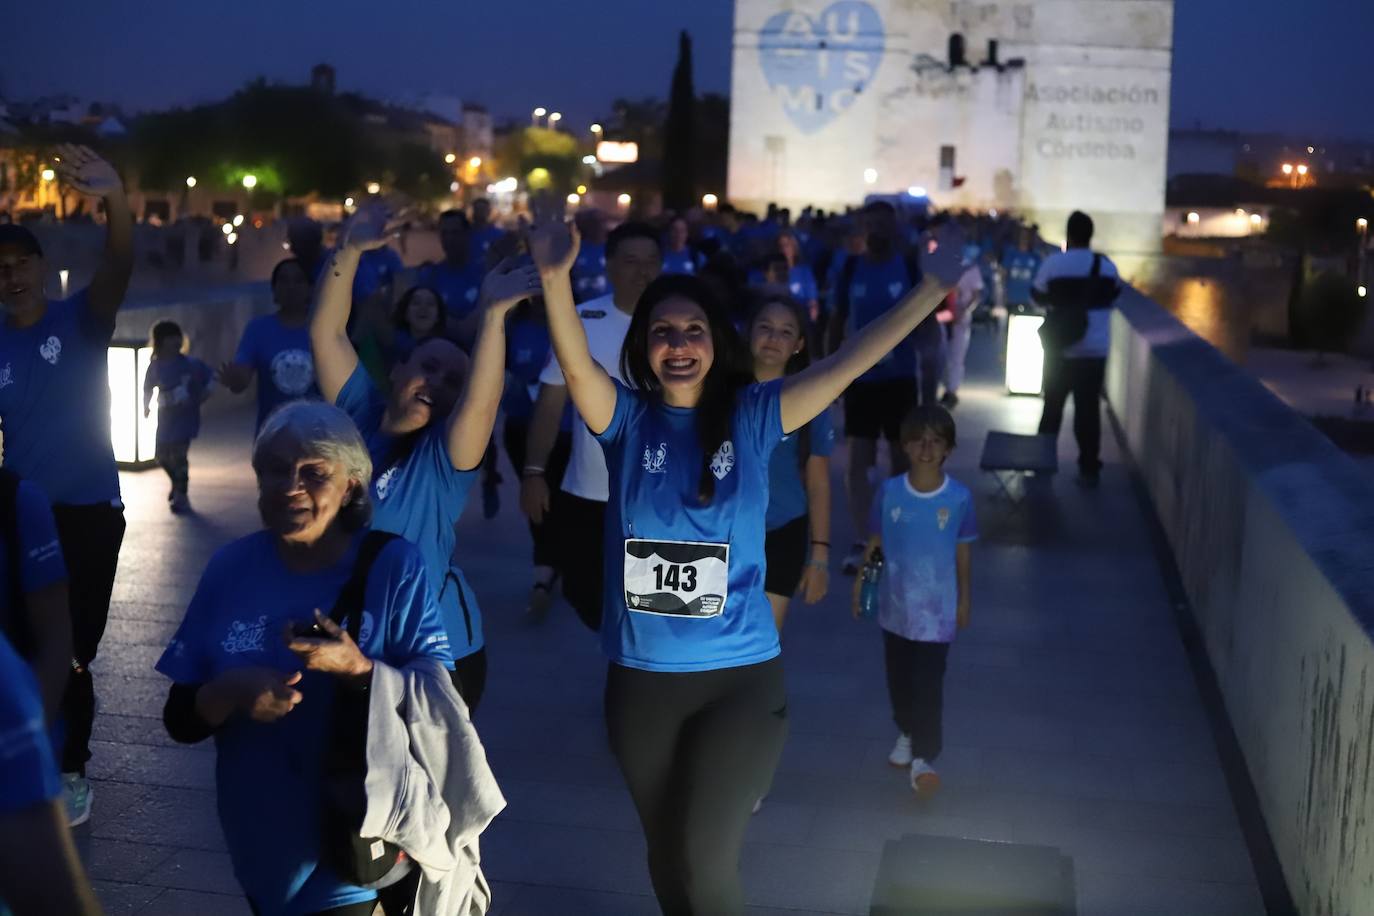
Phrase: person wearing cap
[{"left": 0, "top": 144, "right": 133, "bottom": 827}]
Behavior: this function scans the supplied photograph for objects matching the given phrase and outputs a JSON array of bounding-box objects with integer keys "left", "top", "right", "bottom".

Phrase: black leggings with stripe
[{"left": 605, "top": 657, "right": 788, "bottom": 915}]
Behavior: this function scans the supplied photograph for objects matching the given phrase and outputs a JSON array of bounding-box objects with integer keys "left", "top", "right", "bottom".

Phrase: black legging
[
  {"left": 501, "top": 421, "right": 571, "bottom": 569},
  {"left": 605, "top": 657, "right": 788, "bottom": 915}
]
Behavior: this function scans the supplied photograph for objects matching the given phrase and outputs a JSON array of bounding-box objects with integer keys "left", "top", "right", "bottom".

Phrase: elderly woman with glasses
[{"left": 156, "top": 400, "right": 453, "bottom": 916}]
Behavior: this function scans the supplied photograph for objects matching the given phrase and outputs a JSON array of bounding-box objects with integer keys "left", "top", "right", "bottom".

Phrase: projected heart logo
[{"left": 758, "top": 1, "right": 885, "bottom": 135}]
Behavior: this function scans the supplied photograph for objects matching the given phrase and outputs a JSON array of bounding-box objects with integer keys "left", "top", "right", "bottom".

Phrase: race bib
[{"left": 623, "top": 539, "right": 728, "bottom": 618}]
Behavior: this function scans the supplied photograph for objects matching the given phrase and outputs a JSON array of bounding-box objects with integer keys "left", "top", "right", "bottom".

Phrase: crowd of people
[{"left": 0, "top": 146, "right": 1123, "bottom": 916}]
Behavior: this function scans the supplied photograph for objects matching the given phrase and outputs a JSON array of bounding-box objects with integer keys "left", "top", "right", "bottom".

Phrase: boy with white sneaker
[{"left": 852, "top": 405, "right": 976, "bottom": 798}]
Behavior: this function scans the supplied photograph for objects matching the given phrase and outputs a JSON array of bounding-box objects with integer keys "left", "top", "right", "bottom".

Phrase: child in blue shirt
[
  {"left": 142, "top": 320, "right": 213, "bottom": 513},
  {"left": 854, "top": 405, "right": 977, "bottom": 799}
]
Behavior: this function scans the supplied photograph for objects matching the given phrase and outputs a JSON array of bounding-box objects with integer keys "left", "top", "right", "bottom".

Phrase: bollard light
[
  {"left": 108, "top": 339, "right": 158, "bottom": 468},
  {"left": 1005, "top": 312, "right": 1046, "bottom": 395}
]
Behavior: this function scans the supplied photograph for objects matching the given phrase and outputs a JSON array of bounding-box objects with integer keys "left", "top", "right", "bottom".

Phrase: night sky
[{"left": 2, "top": 0, "right": 1368, "bottom": 140}]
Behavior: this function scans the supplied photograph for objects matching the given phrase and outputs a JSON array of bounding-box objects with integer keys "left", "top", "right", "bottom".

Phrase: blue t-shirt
[
  {"left": 572, "top": 242, "right": 609, "bottom": 303},
  {"left": 1002, "top": 250, "right": 1042, "bottom": 306},
  {"left": 0, "top": 631, "right": 60, "bottom": 816},
  {"left": 234, "top": 314, "right": 318, "bottom": 430},
  {"left": 418, "top": 260, "right": 486, "bottom": 324},
  {"left": 155, "top": 530, "right": 450, "bottom": 916},
  {"left": 470, "top": 225, "right": 506, "bottom": 264},
  {"left": 503, "top": 316, "right": 550, "bottom": 423},
  {"left": 661, "top": 248, "right": 699, "bottom": 276},
  {"left": 144, "top": 355, "right": 213, "bottom": 445},
  {"left": 353, "top": 246, "right": 404, "bottom": 303},
  {"left": 0, "top": 479, "right": 67, "bottom": 630},
  {"left": 787, "top": 264, "right": 819, "bottom": 303},
  {"left": 335, "top": 365, "right": 484, "bottom": 658},
  {"left": 0, "top": 291, "right": 120, "bottom": 505},
  {"left": 765, "top": 407, "right": 835, "bottom": 530},
  {"left": 845, "top": 256, "right": 919, "bottom": 383},
  {"left": 870, "top": 474, "right": 978, "bottom": 643},
  {"left": 595, "top": 380, "right": 785, "bottom": 672}
]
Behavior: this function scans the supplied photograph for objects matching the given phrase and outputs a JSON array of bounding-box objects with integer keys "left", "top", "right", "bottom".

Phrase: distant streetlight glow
[
  {"left": 582, "top": 155, "right": 597, "bottom": 165},
  {"left": 590, "top": 123, "right": 603, "bottom": 135},
  {"left": 1281, "top": 163, "right": 1294, "bottom": 175},
  {"left": 221, "top": 223, "right": 233, "bottom": 236},
  {"left": 533, "top": 107, "right": 547, "bottom": 117},
  {"left": 566, "top": 193, "right": 581, "bottom": 205},
  {"left": 1235, "top": 209, "right": 1246, "bottom": 217},
  {"left": 450, "top": 181, "right": 460, "bottom": 192},
  {"left": 232, "top": 214, "right": 244, "bottom": 227},
  {"left": 1250, "top": 213, "right": 1263, "bottom": 226},
  {"left": 1308, "top": 146, "right": 1315, "bottom": 154},
  {"left": 185, "top": 176, "right": 197, "bottom": 189},
  {"left": 1360, "top": 286, "right": 1368, "bottom": 298},
  {"left": 1358, "top": 218, "right": 1369, "bottom": 231},
  {"left": 241, "top": 174, "right": 257, "bottom": 190},
  {"left": 548, "top": 112, "right": 562, "bottom": 124},
  {"left": 40, "top": 168, "right": 55, "bottom": 182},
  {"left": 444, "top": 153, "right": 457, "bottom": 164},
  {"left": 863, "top": 168, "right": 878, "bottom": 185},
  {"left": 576, "top": 184, "right": 587, "bottom": 195},
  {"left": 344, "top": 197, "right": 355, "bottom": 207},
  {"left": 617, "top": 193, "right": 632, "bottom": 207},
  {"left": 1186, "top": 212, "right": 1200, "bottom": 225},
  {"left": 469, "top": 156, "right": 482, "bottom": 168},
  {"left": 1296, "top": 164, "right": 1309, "bottom": 176},
  {"left": 226, "top": 232, "right": 238, "bottom": 245},
  {"left": 702, "top": 193, "right": 719, "bottom": 209},
  {"left": 366, "top": 182, "right": 381, "bottom": 195},
  {"left": 907, "top": 186, "right": 927, "bottom": 197}
]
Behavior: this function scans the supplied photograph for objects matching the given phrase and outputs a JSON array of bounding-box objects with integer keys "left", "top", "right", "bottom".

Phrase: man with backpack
[
  {"left": 829, "top": 201, "right": 943, "bottom": 574},
  {"left": 1033, "top": 211, "right": 1123, "bottom": 488}
]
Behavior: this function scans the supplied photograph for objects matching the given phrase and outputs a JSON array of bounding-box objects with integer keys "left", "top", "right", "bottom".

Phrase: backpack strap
[{"left": 328, "top": 530, "right": 400, "bottom": 641}]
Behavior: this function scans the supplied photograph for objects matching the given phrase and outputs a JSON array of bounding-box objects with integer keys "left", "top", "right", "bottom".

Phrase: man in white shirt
[
  {"left": 1032, "top": 211, "right": 1122, "bottom": 486},
  {"left": 941, "top": 249, "right": 985, "bottom": 408},
  {"left": 520, "top": 222, "right": 662, "bottom": 629}
]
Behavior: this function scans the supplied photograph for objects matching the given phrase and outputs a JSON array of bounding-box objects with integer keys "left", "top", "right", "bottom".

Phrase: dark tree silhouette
[{"left": 661, "top": 31, "right": 697, "bottom": 212}]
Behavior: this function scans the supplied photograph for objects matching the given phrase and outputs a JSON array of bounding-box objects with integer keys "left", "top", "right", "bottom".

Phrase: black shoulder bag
[
  {"left": 318, "top": 530, "right": 414, "bottom": 890},
  {"left": 1038, "top": 253, "right": 1103, "bottom": 352}
]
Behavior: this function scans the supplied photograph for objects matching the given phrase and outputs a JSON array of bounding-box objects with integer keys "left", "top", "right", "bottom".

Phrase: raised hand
[
  {"left": 527, "top": 218, "right": 580, "bottom": 276},
  {"left": 919, "top": 220, "right": 968, "bottom": 288},
  {"left": 283, "top": 609, "right": 373, "bottom": 679},
  {"left": 480, "top": 257, "right": 544, "bottom": 314},
  {"left": 52, "top": 144, "right": 124, "bottom": 198},
  {"left": 338, "top": 201, "right": 395, "bottom": 253}
]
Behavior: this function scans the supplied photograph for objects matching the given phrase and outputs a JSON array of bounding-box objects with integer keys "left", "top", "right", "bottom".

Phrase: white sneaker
[
  {"left": 910, "top": 758, "right": 941, "bottom": 799},
  {"left": 62, "top": 773, "right": 93, "bottom": 827},
  {"left": 888, "top": 733, "right": 913, "bottom": 768}
]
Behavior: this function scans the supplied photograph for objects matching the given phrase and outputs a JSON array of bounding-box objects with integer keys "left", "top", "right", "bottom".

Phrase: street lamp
[
  {"left": 548, "top": 112, "right": 563, "bottom": 126},
  {"left": 444, "top": 153, "right": 457, "bottom": 164},
  {"left": 582, "top": 155, "right": 597, "bottom": 165},
  {"left": 366, "top": 181, "right": 381, "bottom": 195},
  {"left": 450, "top": 181, "right": 460, "bottom": 193},
  {"left": 863, "top": 167, "right": 878, "bottom": 185},
  {"left": 1297, "top": 164, "right": 1309, "bottom": 176},
  {"left": 590, "top": 123, "right": 603, "bottom": 135},
  {"left": 469, "top": 156, "right": 482, "bottom": 168},
  {"left": 533, "top": 106, "right": 546, "bottom": 119},
  {"left": 344, "top": 197, "right": 355, "bottom": 207},
  {"left": 702, "top": 193, "right": 719, "bottom": 209},
  {"left": 232, "top": 214, "right": 244, "bottom": 227},
  {"left": 220, "top": 223, "right": 232, "bottom": 236},
  {"left": 1281, "top": 163, "right": 1294, "bottom": 175},
  {"left": 617, "top": 193, "right": 631, "bottom": 208},
  {"left": 1186, "top": 212, "right": 1200, "bottom": 225},
  {"left": 40, "top": 168, "right": 55, "bottom": 182},
  {"left": 566, "top": 193, "right": 581, "bottom": 206},
  {"left": 242, "top": 174, "right": 257, "bottom": 190},
  {"left": 576, "top": 184, "right": 587, "bottom": 195},
  {"left": 185, "top": 176, "right": 197, "bottom": 189}
]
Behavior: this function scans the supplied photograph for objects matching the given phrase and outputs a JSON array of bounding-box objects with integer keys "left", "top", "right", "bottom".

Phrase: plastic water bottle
[{"left": 859, "top": 548, "right": 884, "bottom": 620}]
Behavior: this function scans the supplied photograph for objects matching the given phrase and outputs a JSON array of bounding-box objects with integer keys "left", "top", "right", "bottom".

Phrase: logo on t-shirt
[
  {"left": 709, "top": 441, "right": 736, "bottom": 481},
  {"left": 375, "top": 466, "right": 398, "bottom": 500},
  {"left": 887, "top": 282, "right": 904, "bottom": 299},
  {"left": 221, "top": 615, "right": 269, "bottom": 654},
  {"left": 465, "top": 287, "right": 478, "bottom": 303},
  {"left": 270, "top": 349, "right": 314, "bottom": 396},
  {"left": 937, "top": 507, "right": 950, "bottom": 531},
  {"left": 167, "top": 376, "right": 192, "bottom": 406},
  {"left": 642, "top": 442, "right": 668, "bottom": 474},
  {"left": 890, "top": 506, "right": 902, "bottom": 523},
  {"left": 39, "top": 335, "right": 62, "bottom": 365},
  {"left": 0, "top": 363, "right": 12, "bottom": 389}
]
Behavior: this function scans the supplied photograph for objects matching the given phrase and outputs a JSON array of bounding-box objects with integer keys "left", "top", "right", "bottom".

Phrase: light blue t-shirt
[
  {"left": 418, "top": 260, "right": 485, "bottom": 324},
  {"left": 336, "top": 365, "right": 484, "bottom": 658},
  {"left": 155, "top": 530, "right": 451, "bottom": 916},
  {"left": 661, "top": 248, "right": 699, "bottom": 276},
  {"left": 573, "top": 242, "right": 609, "bottom": 302},
  {"left": 0, "top": 479, "right": 67, "bottom": 625},
  {"left": 1002, "top": 250, "right": 1042, "bottom": 306},
  {"left": 765, "top": 408, "right": 835, "bottom": 531},
  {"left": 596, "top": 380, "right": 785, "bottom": 672},
  {"left": 870, "top": 474, "right": 978, "bottom": 643},
  {"left": 0, "top": 631, "right": 61, "bottom": 817},
  {"left": 845, "top": 256, "right": 919, "bottom": 383},
  {"left": 0, "top": 291, "right": 120, "bottom": 505},
  {"left": 234, "top": 314, "right": 318, "bottom": 430}
]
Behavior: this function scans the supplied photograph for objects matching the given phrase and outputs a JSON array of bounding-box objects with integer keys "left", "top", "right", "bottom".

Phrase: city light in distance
[
  {"left": 617, "top": 193, "right": 632, "bottom": 206},
  {"left": 444, "top": 153, "right": 457, "bottom": 164},
  {"left": 576, "top": 184, "right": 587, "bottom": 195},
  {"left": 232, "top": 214, "right": 244, "bottom": 227},
  {"left": 590, "top": 123, "right": 603, "bottom": 134},
  {"left": 863, "top": 168, "right": 878, "bottom": 184},
  {"left": 344, "top": 197, "right": 354, "bottom": 207},
  {"left": 1308, "top": 146, "right": 1315, "bottom": 154},
  {"left": 582, "top": 155, "right": 597, "bottom": 165},
  {"left": 1358, "top": 218, "right": 1369, "bottom": 231},
  {"left": 566, "top": 193, "right": 581, "bottom": 205},
  {"left": 41, "top": 168, "right": 55, "bottom": 182},
  {"left": 1296, "top": 164, "right": 1309, "bottom": 176},
  {"left": 907, "top": 186, "right": 927, "bottom": 197},
  {"left": 1186, "top": 212, "right": 1200, "bottom": 225},
  {"left": 220, "top": 223, "right": 232, "bottom": 236},
  {"left": 450, "top": 181, "right": 460, "bottom": 192},
  {"left": 533, "top": 107, "right": 546, "bottom": 117},
  {"left": 488, "top": 177, "right": 518, "bottom": 194},
  {"left": 366, "top": 182, "right": 381, "bottom": 194},
  {"left": 1360, "top": 286, "right": 1368, "bottom": 298},
  {"left": 1235, "top": 209, "right": 1246, "bottom": 217},
  {"left": 469, "top": 157, "right": 482, "bottom": 168},
  {"left": 226, "top": 232, "right": 238, "bottom": 245},
  {"left": 242, "top": 174, "right": 257, "bottom": 190},
  {"left": 548, "top": 112, "right": 562, "bottom": 124},
  {"left": 1281, "top": 163, "right": 1294, "bottom": 175},
  {"left": 702, "top": 193, "right": 719, "bottom": 209},
  {"left": 185, "top": 176, "right": 197, "bottom": 188},
  {"left": 1251, "top": 213, "right": 1263, "bottom": 226}
]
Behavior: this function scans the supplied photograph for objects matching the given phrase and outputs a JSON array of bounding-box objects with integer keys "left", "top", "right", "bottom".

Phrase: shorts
[
  {"left": 764, "top": 515, "right": 809, "bottom": 597},
  {"left": 843, "top": 379, "right": 917, "bottom": 442}
]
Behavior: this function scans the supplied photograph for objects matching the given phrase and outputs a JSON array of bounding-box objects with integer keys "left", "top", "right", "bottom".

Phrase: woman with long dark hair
[
  {"left": 748, "top": 296, "right": 832, "bottom": 630},
  {"left": 530, "top": 216, "right": 962, "bottom": 914}
]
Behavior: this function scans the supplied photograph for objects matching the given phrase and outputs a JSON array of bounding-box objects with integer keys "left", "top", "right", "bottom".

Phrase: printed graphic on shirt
[
  {"left": 375, "top": 466, "right": 398, "bottom": 501},
  {"left": 623, "top": 539, "right": 728, "bottom": 618},
  {"left": 642, "top": 442, "right": 668, "bottom": 474},
  {"left": 0, "top": 363, "right": 12, "bottom": 389},
  {"left": 39, "top": 336, "right": 62, "bottom": 365},
  {"left": 221, "top": 616, "right": 269, "bottom": 654},
  {"left": 269, "top": 349, "right": 314, "bottom": 396},
  {"left": 937, "top": 507, "right": 950, "bottom": 530},
  {"left": 710, "top": 440, "right": 736, "bottom": 480},
  {"left": 887, "top": 281, "right": 903, "bottom": 299}
]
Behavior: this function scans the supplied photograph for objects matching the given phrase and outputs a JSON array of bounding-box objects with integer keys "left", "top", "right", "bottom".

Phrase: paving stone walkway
[{"left": 80, "top": 336, "right": 1265, "bottom": 915}]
